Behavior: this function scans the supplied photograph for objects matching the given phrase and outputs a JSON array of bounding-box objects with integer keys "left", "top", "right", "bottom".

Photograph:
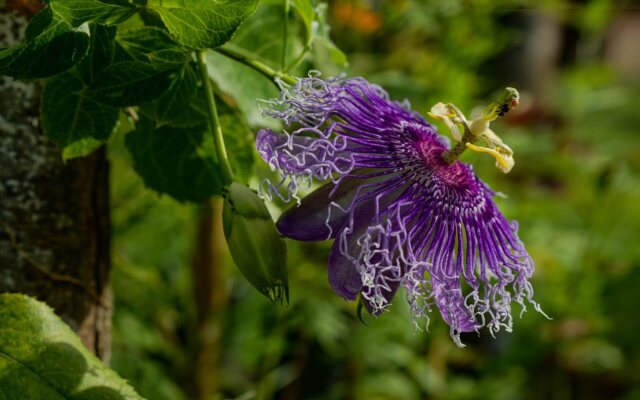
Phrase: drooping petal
[
  {"left": 328, "top": 234, "right": 364, "bottom": 301},
  {"left": 276, "top": 176, "right": 363, "bottom": 241}
]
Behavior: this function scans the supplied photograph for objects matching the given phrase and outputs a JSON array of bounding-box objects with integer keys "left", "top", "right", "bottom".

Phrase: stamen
[{"left": 431, "top": 88, "right": 520, "bottom": 173}]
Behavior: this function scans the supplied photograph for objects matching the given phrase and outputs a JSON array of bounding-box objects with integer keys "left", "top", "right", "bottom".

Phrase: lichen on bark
[{"left": 0, "top": 0, "right": 112, "bottom": 360}]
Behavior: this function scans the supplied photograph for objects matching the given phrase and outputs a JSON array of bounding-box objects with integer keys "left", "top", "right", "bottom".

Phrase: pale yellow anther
[
  {"left": 466, "top": 140, "right": 514, "bottom": 173},
  {"left": 428, "top": 102, "right": 463, "bottom": 142},
  {"left": 467, "top": 122, "right": 514, "bottom": 173}
]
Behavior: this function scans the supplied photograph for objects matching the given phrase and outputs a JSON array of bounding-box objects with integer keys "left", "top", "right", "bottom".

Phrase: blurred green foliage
[{"left": 109, "top": 0, "right": 640, "bottom": 399}]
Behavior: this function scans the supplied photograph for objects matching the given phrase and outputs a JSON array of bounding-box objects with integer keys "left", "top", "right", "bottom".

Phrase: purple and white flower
[{"left": 256, "top": 75, "right": 543, "bottom": 346}]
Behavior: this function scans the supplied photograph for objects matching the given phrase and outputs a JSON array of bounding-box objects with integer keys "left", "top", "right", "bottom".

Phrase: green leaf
[
  {"left": 25, "top": 7, "right": 57, "bottom": 41},
  {"left": 42, "top": 72, "right": 119, "bottom": 160},
  {"left": 77, "top": 24, "right": 117, "bottom": 85},
  {"left": 206, "top": 51, "right": 280, "bottom": 128},
  {"left": 140, "top": 63, "right": 207, "bottom": 128},
  {"left": 146, "top": 48, "right": 190, "bottom": 70},
  {"left": 88, "top": 61, "right": 174, "bottom": 107},
  {"left": 40, "top": 24, "right": 119, "bottom": 159},
  {"left": 116, "top": 27, "right": 190, "bottom": 71},
  {"left": 291, "top": 1, "right": 348, "bottom": 67},
  {"left": 125, "top": 117, "right": 223, "bottom": 201},
  {"left": 291, "top": 0, "right": 314, "bottom": 45},
  {"left": 147, "top": 0, "right": 261, "bottom": 49},
  {"left": 223, "top": 182, "right": 288, "bottom": 303},
  {"left": 138, "top": 62, "right": 204, "bottom": 127},
  {"left": 0, "top": 293, "right": 144, "bottom": 399},
  {"left": 217, "top": 99, "right": 255, "bottom": 182},
  {"left": 116, "top": 27, "right": 184, "bottom": 62},
  {"left": 312, "top": 3, "right": 348, "bottom": 67},
  {"left": 229, "top": 2, "right": 303, "bottom": 66},
  {"left": 50, "top": 0, "right": 137, "bottom": 26},
  {"left": 138, "top": 72, "right": 254, "bottom": 178},
  {"left": 0, "top": 13, "right": 89, "bottom": 79},
  {"left": 116, "top": 27, "right": 177, "bottom": 55}
]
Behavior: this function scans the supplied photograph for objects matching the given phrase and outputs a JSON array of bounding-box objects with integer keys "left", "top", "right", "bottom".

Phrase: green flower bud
[{"left": 222, "top": 182, "right": 288, "bottom": 304}]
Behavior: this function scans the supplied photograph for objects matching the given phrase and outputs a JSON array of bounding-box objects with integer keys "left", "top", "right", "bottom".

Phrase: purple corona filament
[{"left": 257, "top": 75, "right": 544, "bottom": 346}]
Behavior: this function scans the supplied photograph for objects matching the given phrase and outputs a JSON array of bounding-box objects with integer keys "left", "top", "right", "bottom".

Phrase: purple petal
[
  {"left": 276, "top": 176, "right": 364, "bottom": 241},
  {"left": 328, "top": 238, "right": 363, "bottom": 301},
  {"left": 326, "top": 199, "right": 378, "bottom": 300}
]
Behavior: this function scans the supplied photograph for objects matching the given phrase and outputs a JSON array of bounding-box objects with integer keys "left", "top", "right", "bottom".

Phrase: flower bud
[{"left": 222, "top": 182, "right": 288, "bottom": 303}]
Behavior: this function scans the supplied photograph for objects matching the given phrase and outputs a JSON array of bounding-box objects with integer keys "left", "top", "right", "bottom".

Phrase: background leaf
[
  {"left": 147, "top": 0, "right": 260, "bottom": 49},
  {"left": 311, "top": 3, "right": 347, "bottom": 67},
  {"left": 229, "top": 2, "right": 304, "bottom": 66},
  {"left": 206, "top": 51, "right": 280, "bottom": 129},
  {"left": 291, "top": 0, "right": 315, "bottom": 45},
  {"left": 0, "top": 293, "right": 144, "bottom": 399},
  {"left": 125, "top": 117, "right": 223, "bottom": 202},
  {"left": 217, "top": 97, "right": 255, "bottom": 181}
]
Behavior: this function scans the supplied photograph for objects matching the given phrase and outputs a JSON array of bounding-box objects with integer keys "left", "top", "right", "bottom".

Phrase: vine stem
[
  {"left": 196, "top": 51, "right": 235, "bottom": 185},
  {"left": 216, "top": 47, "right": 298, "bottom": 86}
]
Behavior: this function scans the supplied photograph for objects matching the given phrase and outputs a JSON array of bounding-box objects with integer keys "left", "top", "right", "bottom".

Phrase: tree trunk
[{"left": 0, "top": 1, "right": 112, "bottom": 361}]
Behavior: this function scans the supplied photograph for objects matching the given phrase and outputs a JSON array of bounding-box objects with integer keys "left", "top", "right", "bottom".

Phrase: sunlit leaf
[
  {"left": 148, "top": 0, "right": 261, "bottom": 49},
  {"left": 206, "top": 51, "right": 280, "bottom": 128},
  {"left": 50, "top": 0, "right": 137, "bottom": 26},
  {"left": 0, "top": 293, "right": 144, "bottom": 399}
]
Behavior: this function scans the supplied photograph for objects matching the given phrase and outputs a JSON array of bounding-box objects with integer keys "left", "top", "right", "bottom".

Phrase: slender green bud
[{"left": 222, "top": 183, "right": 289, "bottom": 304}]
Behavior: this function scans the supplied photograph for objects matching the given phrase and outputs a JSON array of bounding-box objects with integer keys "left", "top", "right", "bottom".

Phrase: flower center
[{"left": 417, "top": 141, "right": 473, "bottom": 189}]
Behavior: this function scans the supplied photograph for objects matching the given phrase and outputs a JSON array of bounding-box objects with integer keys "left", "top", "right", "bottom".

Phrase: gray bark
[{"left": 0, "top": 1, "right": 112, "bottom": 360}]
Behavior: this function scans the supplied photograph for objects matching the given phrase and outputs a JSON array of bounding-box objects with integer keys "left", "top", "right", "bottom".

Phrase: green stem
[
  {"left": 196, "top": 51, "right": 235, "bottom": 185},
  {"left": 441, "top": 120, "right": 475, "bottom": 164},
  {"left": 440, "top": 104, "right": 476, "bottom": 164},
  {"left": 216, "top": 47, "right": 297, "bottom": 86},
  {"left": 282, "top": 0, "right": 289, "bottom": 70},
  {"left": 442, "top": 131, "right": 472, "bottom": 163}
]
